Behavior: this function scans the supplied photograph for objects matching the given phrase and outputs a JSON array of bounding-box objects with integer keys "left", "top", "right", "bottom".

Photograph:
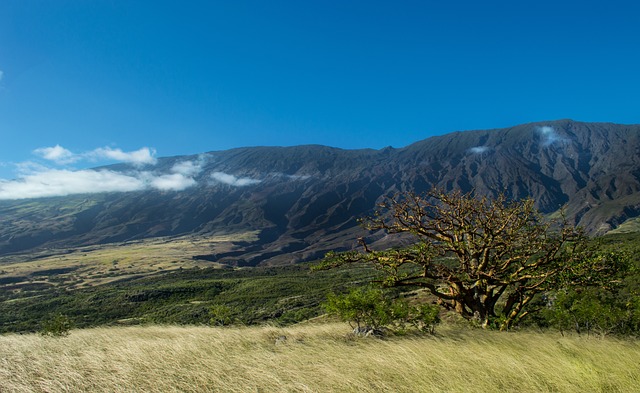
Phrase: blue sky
[{"left": 1, "top": 1, "right": 640, "bottom": 190}]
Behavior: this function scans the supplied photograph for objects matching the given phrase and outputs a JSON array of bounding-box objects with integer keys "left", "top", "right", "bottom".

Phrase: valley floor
[{"left": 1, "top": 322, "right": 638, "bottom": 392}]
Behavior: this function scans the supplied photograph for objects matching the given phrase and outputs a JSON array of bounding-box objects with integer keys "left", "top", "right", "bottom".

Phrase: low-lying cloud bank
[
  {"left": 0, "top": 169, "right": 146, "bottom": 199},
  {"left": 0, "top": 168, "right": 201, "bottom": 200},
  {"left": 0, "top": 149, "right": 266, "bottom": 199}
]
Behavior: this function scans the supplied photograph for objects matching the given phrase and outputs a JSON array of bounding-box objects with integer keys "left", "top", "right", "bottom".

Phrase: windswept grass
[{"left": 1, "top": 323, "right": 638, "bottom": 392}]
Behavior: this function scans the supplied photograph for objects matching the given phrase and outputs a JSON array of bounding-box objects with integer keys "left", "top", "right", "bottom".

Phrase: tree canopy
[{"left": 317, "top": 189, "right": 619, "bottom": 330}]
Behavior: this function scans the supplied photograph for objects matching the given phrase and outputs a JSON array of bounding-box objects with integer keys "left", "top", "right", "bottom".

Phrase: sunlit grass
[
  {"left": 608, "top": 217, "right": 640, "bottom": 234},
  {"left": 0, "top": 232, "right": 258, "bottom": 289},
  {"left": 1, "top": 322, "right": 638, "bottom": 392}
]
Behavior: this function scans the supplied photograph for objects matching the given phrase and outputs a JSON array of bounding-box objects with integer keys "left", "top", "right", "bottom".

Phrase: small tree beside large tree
[{"left": 317, "top": 188, "right": 616, "bottom": 330}]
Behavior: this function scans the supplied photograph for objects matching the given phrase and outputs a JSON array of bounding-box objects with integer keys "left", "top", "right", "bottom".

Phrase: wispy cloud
[
  {"left": 468, "top": 146, "right": 490, "bottom": 154},
  {"left": 15, "top": 161, "right": 55, "bottom": 176},
  {"left": 33, "top": 145, "right": 157, "bottom": 166},
  {"left": 0, "top": 146, "right": 196, "bottom": 199},
  {"left": 33, "top": 145, "right": 79, "bottom": 164},
  {"left": 536, "top": 126, "right": 568, "bottom": 146},
  {"left": 286, "top": 174, "right": 311, "bottom": 181},
  {"left": 211, "top": 172, "right": 261, "bottom": 187},
  {"left": 171, "top": 157, "right": 205, "bottom": 177},
  {"left": 0, "top": 147, "right": 261, "bottom": 199},
  {"left": 0, "top": 70, "right": 4, "bottom": 82},
  {"left": 89, "top": 147, "right": 157, "bottom": 166},
  {"left": 147, "top": 156, "right": 210, "bottom": 191},
  {"left": 270, "top": 172, "right": 312, "bottom": 181}
]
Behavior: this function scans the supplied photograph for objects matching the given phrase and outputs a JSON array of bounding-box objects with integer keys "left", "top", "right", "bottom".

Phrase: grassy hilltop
[{"left": 1, "top": 322, "right": 639, "bottom": 393}]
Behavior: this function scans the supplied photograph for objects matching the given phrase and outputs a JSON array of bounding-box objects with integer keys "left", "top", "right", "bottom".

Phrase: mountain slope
[{"left": 1, "top": 120, "right": 639, "bottom": 265}]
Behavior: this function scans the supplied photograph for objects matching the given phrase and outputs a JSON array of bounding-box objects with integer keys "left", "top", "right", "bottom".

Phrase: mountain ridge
[{"left": 1, "top": 119, "right": 639, "bottom": 265}]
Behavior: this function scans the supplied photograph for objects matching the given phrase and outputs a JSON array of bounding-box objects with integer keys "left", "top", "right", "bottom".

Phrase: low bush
[
  {"left": 322, "top": 287, "right": 440, "bottom": 335},
  {"left": 40, "top": 313, "right": 73, "bottom": 337}
]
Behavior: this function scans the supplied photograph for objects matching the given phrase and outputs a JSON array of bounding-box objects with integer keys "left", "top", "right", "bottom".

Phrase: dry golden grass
[
  {"left": 0, "top": 232, "right": 258, "bottom": 289},
  {"left": 1, "top": 322, "right": 638, "bottom": 392}
]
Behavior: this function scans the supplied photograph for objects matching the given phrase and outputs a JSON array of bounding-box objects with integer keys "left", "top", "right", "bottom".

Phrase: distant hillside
[{"left": 1, "top": 120, "right": 639, "bottom": 265}]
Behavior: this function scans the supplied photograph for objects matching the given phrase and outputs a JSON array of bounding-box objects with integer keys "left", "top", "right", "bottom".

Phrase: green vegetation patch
[{"left": 0, "top": 263, "right": 378, "bottom": 333}]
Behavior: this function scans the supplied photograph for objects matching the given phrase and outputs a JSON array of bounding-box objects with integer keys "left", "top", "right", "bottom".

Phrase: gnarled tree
[{"left": 317, "top": 189, "right": 594, "bottom": 330}]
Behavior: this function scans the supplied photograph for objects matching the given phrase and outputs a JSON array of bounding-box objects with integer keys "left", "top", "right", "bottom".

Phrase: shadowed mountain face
[{"left": 1, "top": 120, "right": 639, "bottom": 265}]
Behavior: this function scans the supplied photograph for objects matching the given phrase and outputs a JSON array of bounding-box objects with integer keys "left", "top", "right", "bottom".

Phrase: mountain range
[{"left": 1, "top": 119, "right": 639, "bottom": 266}]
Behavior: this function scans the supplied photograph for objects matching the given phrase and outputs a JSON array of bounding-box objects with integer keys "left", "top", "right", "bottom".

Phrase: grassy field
[
  {"left": 1, "top": 322, "right": 638, "bottom": 393},
  {"left": 0, "top": 231, "right": 259, "bottom": 290}
]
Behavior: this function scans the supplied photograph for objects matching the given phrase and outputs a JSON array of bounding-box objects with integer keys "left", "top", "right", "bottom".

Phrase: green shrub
[
  {"left": 323, "top": 287, "right": 440, "bottom": 334},
  {"left": 209, "top": 304, "right": 236, "bottom": 326},
  {"left": 40, "top": 314, "right": 73, "bottom": 337},
  {"left": 544, "top": 288, "right": 638, "bottom": 336},
  {"left": 323, "top": 287, "right": 391, "bottom": 330},
  {"left": 407, "top": 302, "right": 440, "bottom": 334}
]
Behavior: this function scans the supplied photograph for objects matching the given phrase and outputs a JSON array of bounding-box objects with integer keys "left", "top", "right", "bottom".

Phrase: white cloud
[
  {"left": 0, "top": 145, "right": 205, "bottom": 199},
  {"left": 171, "top": 160, "right": 202, "bottom": 176},
  {"left": 0, "top": 167, "right": 199, "bottom": 200},
  {"left": 151, "top": 157, "right": 209, "bottom": 190},
  {"left": 33, "top": 145, "right": 79, "bottom": 164},
  {"left": 0, "top": 70, "right": 4, "bottom": 81},
  {"left": 0, "top": 167, "right": 260, "bottom": 199},
  {"left": 32, "top": 145, "right": 158, "bottom": 166},
  {"left": 536, "top": 126, "right": 568, "bottom": 146},
  {"left": 468, "top": 146, "right": 490, "bottom": 154},
  {"left": 211, "top": 172, "right": 261, "bottom": 187},
  {"left": 90, "top": 147, "right": 157, "bottom": 166},
  {"left": 147, "top": 173, "right": 197, "bottom": 191},
  {"left": 0, "top": 169, "right": 146, "bottom": 199}
]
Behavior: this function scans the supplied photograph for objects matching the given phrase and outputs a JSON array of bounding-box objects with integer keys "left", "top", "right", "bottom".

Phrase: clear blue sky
[{"left": 1, "top": 0, "right": 640, "bottom": 183}]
